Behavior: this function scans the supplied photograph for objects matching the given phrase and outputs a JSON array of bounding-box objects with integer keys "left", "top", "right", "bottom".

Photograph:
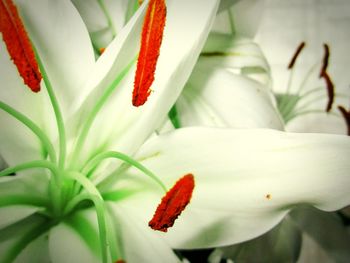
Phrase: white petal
[
  {"left": 202, "top": 34, "right": 270, "bottom": 85},
  {"left": 0, "top": 206, "right": 39, "bottom": 229},
  {"left": 132, "top": 127, "right": 350, "bottom": 248},
  {"left": 214, "top": 0, "right": 266, "bottom": 38},
  {"left": 69, "top": 0, "right": 220, "bottom": 168},
  {"left": 0, "top": 41, "right": 54, "bottom": 166},
  {"left": 176, "top": 65, "right": 284, "bottom": 129},
  {"left": 0, "top": 214, "right": 49, "bottom": 262},
  {"left": 14, "top": 233, "right": 50, "bottom": 263},
  {"left": 49, "top": 219, "right": 100, "bottom": 263},
  {"left": 107, "top": 201, "right": 181, "bottom": 263},
  {"left": 16, "top": 0, "right": 95, "bottom": 116}
]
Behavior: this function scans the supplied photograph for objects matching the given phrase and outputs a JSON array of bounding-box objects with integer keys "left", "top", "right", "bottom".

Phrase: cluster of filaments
[{"left": 276, "top": 42, "right": 350, "bottom": 134}]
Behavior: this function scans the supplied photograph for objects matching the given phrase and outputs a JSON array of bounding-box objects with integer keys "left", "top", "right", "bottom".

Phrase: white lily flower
[{"left": 1, "top": 1, "right": 350, "bottom": 263}]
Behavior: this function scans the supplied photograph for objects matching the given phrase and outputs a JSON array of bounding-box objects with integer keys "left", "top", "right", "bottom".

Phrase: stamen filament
[
  {"left": 34, "top": 50, "right": 67, "bottom": 169},
  {"left": 69, "top": 58, "right": 136, "bottom": 169},
  {"left": 0, "top": 160, "right": 59, "bottom": 182},
  {"left": 97, "top": 0, "right": 117, "bottom": 37},
  {"left": 67, "top": 172, "right": 109, "bottom": 263},
  {"left": 0, "top": 101, "right": 57, "bottom": 162},
  {"left": 83, "top": 151, "right": 167, "bottom": 192}
]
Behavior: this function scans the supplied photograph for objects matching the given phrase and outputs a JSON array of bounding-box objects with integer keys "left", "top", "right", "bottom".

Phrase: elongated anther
[
  {"left": 288, "top": 42, "right": 305, "bottom": 69},
  {"left": 0, "top": 0, "right": 42, "bottom": 92},
  {"left": 338, "top": 106, "right": 350, "bottom": 136},
  {"left": 319, "top": 43, "right": 330, "bottom": 78},
  {"left": 149, "top": 173, "right": 195, "bottom": 232},
  {"left": 320, "top": 71, "right": 335, "bottom": 112},
  {"left": 132, "top": 0, "right": 166, "bottom": 107}
]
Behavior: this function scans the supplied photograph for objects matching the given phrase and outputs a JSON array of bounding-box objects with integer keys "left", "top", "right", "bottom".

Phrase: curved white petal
[
  {"left": 214, "top": 0, "right": 265, "bottom": 38},
  {"left": 73, "top": 0, "right": 136, "bottom": 50},
  {"left": 49, "top": 221, "right": 100, "bottom": 263},
  {"left": 16, "top": 0, "right": 95, "bottom": 116},
  {"left": 176, "top": 65, "right": 284, "bottom": 129},
  {"left": 129, "top": 127, "right": 350, "bottom": 249},
  {"left": 0, "top": 214, "right": 49, "bottom": 263},
  {"left": 202, "top": 34, "right": 270, "bottom": 85},
  {"left": 69, "top": 0, "right": 220, "bottom": 169},
  {"left": 0, "top": 206, "right": 39, "bottom": 229},
  {"left": 0, "top": 41, "right": 54, "bottom": 165},
  {"left": 14, "top": 233, "right": 50, "bottom": 263},
  {"left": 107, "top": 202, "right": 181, "bottom": 263}
]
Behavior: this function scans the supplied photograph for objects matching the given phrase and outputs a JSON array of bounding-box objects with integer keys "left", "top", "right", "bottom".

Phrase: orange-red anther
[
  {"left": 0, "top": 0, "right": 42, "bottom": 92},
  {"left": 149, "top": 174, "right": 195, "bottom": 232},
  {"left": 132, "top": 0, "right": 166, "bottom": 106}
]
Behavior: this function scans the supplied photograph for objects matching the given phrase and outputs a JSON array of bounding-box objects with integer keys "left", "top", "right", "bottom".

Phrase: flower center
[{"left": 276, "top": 41, "right": 337, "bottom": 124}]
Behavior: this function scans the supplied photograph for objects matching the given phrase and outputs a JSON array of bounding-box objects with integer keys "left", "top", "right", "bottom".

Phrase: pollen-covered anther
[
  {"left": 149, "top": 173, "right": 195, "bottom": 232},
  {"left": 338, "top": 105, "right": 350, "bottom": 136},
  {"left": 0, "top": 0, "right": 42, "bottom": 92},
  {"left": 287, "top": 42, "right": 305, "bottom": 69},
  {"left": 132, "top": 0, "right": 166, "bottom": 107},
  {"left": 99, "top": 47, "right": 106, "bottom": 55}
]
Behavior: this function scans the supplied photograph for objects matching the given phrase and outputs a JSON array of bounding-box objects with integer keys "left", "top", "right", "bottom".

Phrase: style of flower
[{"left": 0, "top": 1, "right": 350, "bottom": 263}]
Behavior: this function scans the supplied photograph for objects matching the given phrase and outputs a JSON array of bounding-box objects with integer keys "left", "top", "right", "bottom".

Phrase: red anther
[
  {"left": 115, "top": 260, "right": 126, "bottom": 263},
  {"left": 287, "top": 42, "right": 305, "bottom": 70},
  {"left": 132, "top": 0, "right": 166, "bottom": 107},
  {"left": 320, "top": 71, "right": 335, "bottom": 112},
  {"left": 338, "top": 105, "right": 350, "bottom": 136},
  {"left": 149, "top": 174, "right": 195, "bottom": 232},
  {"left": 0, "top": 0, "right": 42, "bottom": 92},
  {"left": 319, "top": 43, "right": 330, "bottom": 78}
]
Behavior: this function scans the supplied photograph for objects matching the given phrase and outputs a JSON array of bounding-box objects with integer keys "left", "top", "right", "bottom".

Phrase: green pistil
[
  {"left": 83, "top": 151, "right": 167, "bottom": 192},
  {"left": 70, "top": 57, "right": 136, "bottom": 169},
  {"left": 35, "top": 50, "right": 67, "bottom": 169},
  {"left": 0, "top": 101, "right": 57, "bottom": 163}
]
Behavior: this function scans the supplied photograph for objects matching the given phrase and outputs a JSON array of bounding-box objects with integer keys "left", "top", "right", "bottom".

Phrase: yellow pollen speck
[{"left": 265, "top": 194, "right": 271, "bottom": 200}]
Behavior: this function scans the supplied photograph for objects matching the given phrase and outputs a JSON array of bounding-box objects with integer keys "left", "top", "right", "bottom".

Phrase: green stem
[
  {"left": 35, "top": 50, "right": 67, "bottom": 169},
  {"left": 67, "top": 172, "right": 109, "bottom": 263},
  {"left": 69, "top": 58, "right": 136, "bottom": 169},
  {"left": 83, "top": 151, "right": 166, "bottom": 192},
  {"left": 0, "top": 101, "right": 57, "bottom": 163}
]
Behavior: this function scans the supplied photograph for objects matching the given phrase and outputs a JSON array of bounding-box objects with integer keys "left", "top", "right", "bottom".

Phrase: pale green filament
[
  {"left": 70, "top": 58, "right": 136, "bottom": 168},
  {"left": 0, "top": 101, "right": 57, "bottom": 163},
  {"left": 67, "top": 172, "right": 110, "bottom": 263},
  {"left": 97, "top": 0, "right": 117, "bottom": 37},
  {"left": 82, "top": 151, "right": 167, "bottom": 192},
  {"left": 35, "top": 50, "right": 67, "bottom": 169}
]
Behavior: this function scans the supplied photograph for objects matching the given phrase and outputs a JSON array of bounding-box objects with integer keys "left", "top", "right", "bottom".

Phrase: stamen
[
  {"left": 132, "top": 0, "right": 166, "bottom": 106},
  {"left": 149, "top": 174, "right": 195, "bottom": 232},
  {"left": 138, "top": 0, "right": 144, "bottom": 5},
  {"left": 287, "top": 42, "right": 305, "bottom": 69},
  {"left": 0, "top": 0, "right": 42, "bottom": 92},
  {"left": 319, "top": 43, "right": 330, "bottom": 78},
  {"left": 115, "top": 260, "right": 126, "bottom": 263},
  {"left": 338, "top": 105, "right": 350, "bottom": 136},
  {"left": 320, "top": 71, "right": 335, "bottom": 112}
]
